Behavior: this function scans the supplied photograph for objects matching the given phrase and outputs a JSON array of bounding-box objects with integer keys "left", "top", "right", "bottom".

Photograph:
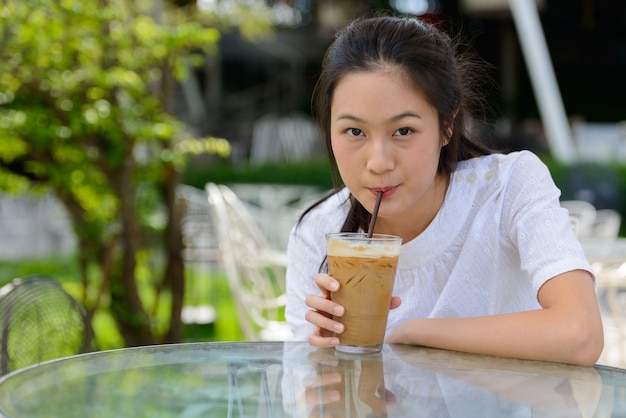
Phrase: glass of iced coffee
[{"left": 326, "top": 232, "right": 402, "bottom": 354}]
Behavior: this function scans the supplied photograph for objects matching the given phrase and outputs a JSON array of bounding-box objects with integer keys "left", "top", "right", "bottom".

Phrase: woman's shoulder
[
  {"left": 455, "top": 150, "right": 545, "bottom": 171},
  {"left": 452, "top": 150, "right": 549, "bottom": 183},
  {"left": 445, "top": 150, "right": 555, "bottom": 216}
]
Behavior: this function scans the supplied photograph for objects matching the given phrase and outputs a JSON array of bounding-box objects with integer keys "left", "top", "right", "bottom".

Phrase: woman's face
[{"left": 330, "top": 70, "right": 448, "bottom": 238}]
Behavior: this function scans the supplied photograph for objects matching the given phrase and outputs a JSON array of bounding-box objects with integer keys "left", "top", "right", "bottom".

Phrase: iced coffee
[{"left": 326, "top": 233, "right": 402, "bottom": 354}]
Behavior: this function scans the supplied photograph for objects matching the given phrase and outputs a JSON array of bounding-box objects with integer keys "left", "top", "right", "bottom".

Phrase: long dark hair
[{"left": 302, "top": 14, "right": 494, "bottom": 233}]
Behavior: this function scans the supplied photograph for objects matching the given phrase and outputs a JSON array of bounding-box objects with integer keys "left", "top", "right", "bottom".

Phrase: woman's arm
[{"left": 385, "top": 269, "right": 604, "bottom": 366}]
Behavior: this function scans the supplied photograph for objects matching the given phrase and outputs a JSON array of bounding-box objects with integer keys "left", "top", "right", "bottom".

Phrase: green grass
[
  {"left": 0, "top": 255, "right": 245, "bottom": 350},
  {"left": 0, "top": 255, "right": 81, "bottom": 287},
  {"left": 183, "top": 262, "right": 245, "bottom": 343}
]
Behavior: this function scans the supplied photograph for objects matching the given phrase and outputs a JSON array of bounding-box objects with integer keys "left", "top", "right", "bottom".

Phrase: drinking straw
[{"left": 367, "top": 191, "right": 384, "bottom": 238}]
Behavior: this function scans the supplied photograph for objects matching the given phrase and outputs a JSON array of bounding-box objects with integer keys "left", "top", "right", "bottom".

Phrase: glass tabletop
[{"left": 0, "top": 341, "right": 625, "bottom": 417}]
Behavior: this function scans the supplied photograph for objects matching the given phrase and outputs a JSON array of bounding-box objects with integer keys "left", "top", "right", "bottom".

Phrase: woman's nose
[{"left": 365, "top": 138, "right": 395, "bottom": 174}]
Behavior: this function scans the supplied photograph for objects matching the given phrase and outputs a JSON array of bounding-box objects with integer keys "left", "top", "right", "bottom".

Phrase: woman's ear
[{"left": 443, "top": 108, "right": 459, "bottom": 146}]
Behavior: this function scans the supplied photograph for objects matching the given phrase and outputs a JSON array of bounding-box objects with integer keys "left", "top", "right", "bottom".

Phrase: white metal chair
[
  {"left": 591, "top": 209, "right": 622, "bottom": 239},
  {"left": 229, "top": 183, "right": 326, "bottom": 251},
  {"left": 177, "top": 185, "right": 221, "bottom": 263},
  {"left": 205, "top": 183, "right": 292, "bottom": 341},
  {"left": 176, "top": 185, "right": 222, "bottom": 332},
  {"left": 249, "top": 112, "right": 322, "bottom": 164},
  {"left": 594, "top": 261, "right": 626, "bottom": 368},
  {"left": 561, "top": 200, "right": 597, "bottom": 238}
]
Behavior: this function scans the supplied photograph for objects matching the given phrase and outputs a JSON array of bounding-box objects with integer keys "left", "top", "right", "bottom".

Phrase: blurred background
[{"left": 1, "top": 0, "right": 625, "bottom": 364}]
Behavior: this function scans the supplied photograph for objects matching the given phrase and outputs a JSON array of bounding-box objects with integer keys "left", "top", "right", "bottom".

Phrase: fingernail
[
  {"left": 330, "top": 281, "right": 339, "bottom": 291},
  {"left": 333, "top": 306, "right": 344, "bottom": 316},
  {"left": 332, "top": 322, "right": 344, "bottom": 332}
]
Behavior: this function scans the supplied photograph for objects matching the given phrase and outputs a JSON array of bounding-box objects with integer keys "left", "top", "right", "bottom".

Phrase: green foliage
[
  {"left": 183, "top": 157, "right": 334, "bottom": 190},
  {"left": 0, "top": 257, "right": 80, "bottom": 287},
  {"left": 194, "top": 0, "right": 274, "bottom": 40},
  {"left": 0, "top": 0, "right": 272, "bottom": 346},
  {"left": 0, "top": 0, "right": 223, "bottom": 226},
  {"left": 539, "top": 153, "right": 626, "bottom": 236}
]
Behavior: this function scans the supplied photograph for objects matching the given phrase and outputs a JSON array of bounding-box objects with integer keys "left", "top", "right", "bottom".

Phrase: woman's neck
[{"left": 375, "top": 173, "right": 449, "bottom": 243}]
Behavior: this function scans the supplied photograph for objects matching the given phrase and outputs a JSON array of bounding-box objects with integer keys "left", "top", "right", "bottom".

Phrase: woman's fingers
[
  {"left": 308, "top": 330, "right": 340, "bottom": 348},
  {"left": 306, "top": 273, "right": 345, "bottom": 348},
  {"left": 314, "top": 273, "right": 340, "bottom": 295},
  {"left": 390, "top": 296, "right": 401, "bottom": 310},
  {"left": 305, "top": 294, "right": 344, "bottom": 317},
  {"left": 305, "top": 310, "right": 344, "bottom": 335},
  {"left": 306, "top": 309, "right": 341, "bottom": 348}
]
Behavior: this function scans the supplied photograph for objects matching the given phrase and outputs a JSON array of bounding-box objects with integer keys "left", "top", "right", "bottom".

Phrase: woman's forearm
[
  {"left": 385, "top": 270, "right": 604, "bottom": 366},
  {"left": 385, "top": 305, "right": 603, "bottom": 366}
]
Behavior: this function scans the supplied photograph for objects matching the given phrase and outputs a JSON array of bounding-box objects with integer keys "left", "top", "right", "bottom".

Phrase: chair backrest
[
  {"left": 205, "top": 183, "right": 292, "bottom": 341},
  {"left": 591, "top": 209, "right": 622, "bottom": 239},
  {"left": 177, "top": 185, "right": 221, "bottom": 263},
  {"left": 594, "top": 260, "right": 626, "bottom": 367},
  {"left": 0, "top": 276, "right": 97, "bottom": 375},
  {"left": 229, "top": 183, "right": 325, "bottom": 251},
  {"left": 561, "top": 200, "right": 597, "bottom": 238}
]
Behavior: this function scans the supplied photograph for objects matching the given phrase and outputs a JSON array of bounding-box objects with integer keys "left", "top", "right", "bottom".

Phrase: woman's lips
[{"left": 371, "top": 186, "right": 397, "bottom": 197}]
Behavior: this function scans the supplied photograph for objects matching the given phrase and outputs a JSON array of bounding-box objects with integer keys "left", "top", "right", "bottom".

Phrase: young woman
[{"left": 285, "top": 14, "right": 603, "bottom": 366}]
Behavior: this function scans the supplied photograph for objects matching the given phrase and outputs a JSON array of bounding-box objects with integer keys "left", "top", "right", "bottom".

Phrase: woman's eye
[
  {"left": 346, "top": 128, "right": 363, "bottom": 137},
  {"left": 395, "top": 127, "right": 413, "bottom": 136}
]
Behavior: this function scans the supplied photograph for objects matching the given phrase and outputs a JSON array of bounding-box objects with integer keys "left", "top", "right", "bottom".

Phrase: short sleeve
[{"left": 501, "top": 151, "right": 593, "bottom": 293}]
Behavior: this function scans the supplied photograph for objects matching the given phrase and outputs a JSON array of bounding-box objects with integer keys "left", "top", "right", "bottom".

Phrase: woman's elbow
[{"left": 562, "top": 320, "right": 604, "bottom": 366}]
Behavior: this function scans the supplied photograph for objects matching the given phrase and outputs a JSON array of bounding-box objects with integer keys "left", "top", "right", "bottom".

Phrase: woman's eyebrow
[
  {"left": 335, "top": 113, "right": 364, "bottom": 122},
  {"left": 390, "top": 111, "right": 422, "bottom": 121},
  {"left": 335, "top": 111, "right": 423, "bottom": 122}
]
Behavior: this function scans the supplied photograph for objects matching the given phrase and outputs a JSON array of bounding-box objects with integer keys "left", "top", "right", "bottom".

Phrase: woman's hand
[
  {"left": 304, "top": 273, "right": 344, "bottom": 348},
  {"left": 304, "top": 273, "right": 402, "bottom": 348}
]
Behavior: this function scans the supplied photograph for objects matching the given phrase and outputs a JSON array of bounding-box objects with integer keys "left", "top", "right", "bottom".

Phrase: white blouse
[{"left": 285, "top": 150, "right": 593, "bottom": 341}]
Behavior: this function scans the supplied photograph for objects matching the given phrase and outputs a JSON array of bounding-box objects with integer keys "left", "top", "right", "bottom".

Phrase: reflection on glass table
[{"left": 1, "top": 341, "right": 626, "bottom": 417}]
